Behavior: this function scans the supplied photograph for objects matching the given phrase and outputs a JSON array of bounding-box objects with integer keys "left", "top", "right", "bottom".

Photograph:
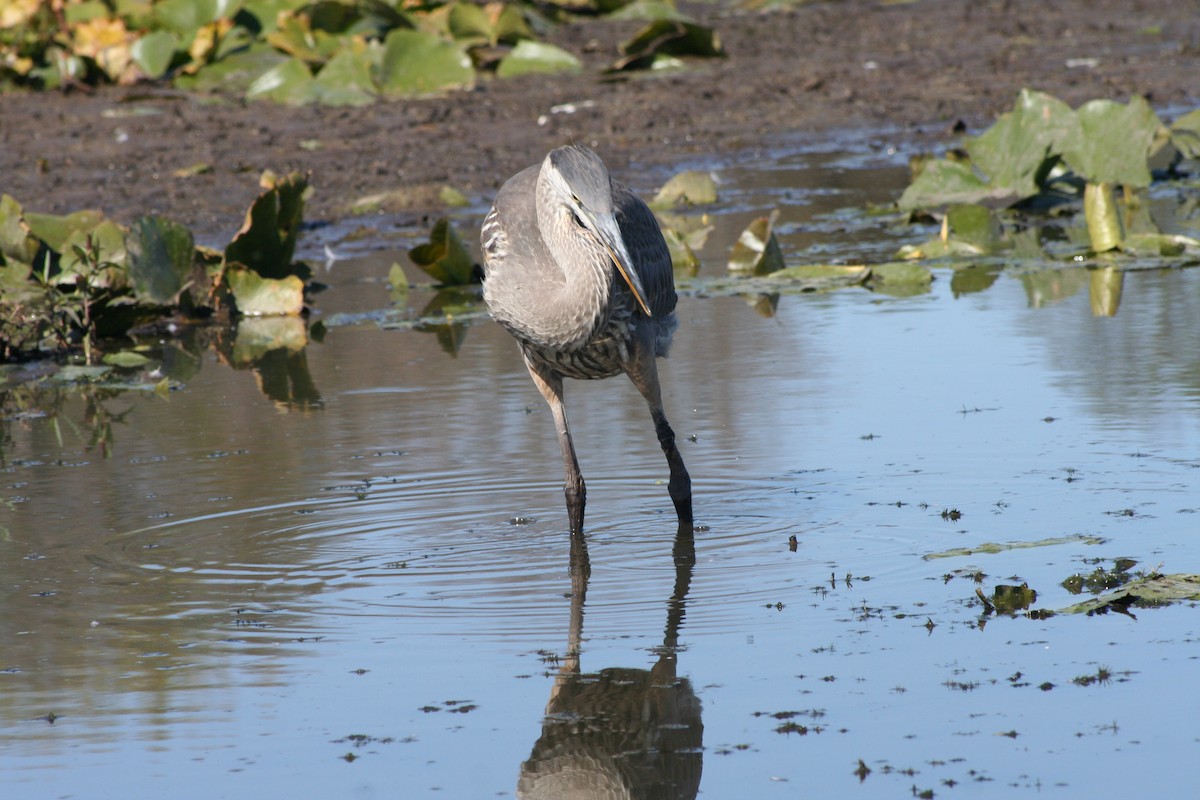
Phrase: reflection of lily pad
[
  {"left": 1059, "top": 573, "right": 1200, "bottom": 616},
  {"left": 923, "top": 534, "right": 1105, "bottom": 560}
]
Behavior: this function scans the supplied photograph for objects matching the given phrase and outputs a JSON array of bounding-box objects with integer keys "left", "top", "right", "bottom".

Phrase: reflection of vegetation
[
  {"left": 0, "top": 0, "right": 723, "bottom": 104},
  {"left": 0, "top": 172, "right": 314, "bottom": 362},
  {"left": 0, "top": 380, "right": 139, "bottom": 464}
]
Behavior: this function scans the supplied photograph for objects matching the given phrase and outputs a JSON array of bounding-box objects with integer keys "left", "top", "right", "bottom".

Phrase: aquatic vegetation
[
  {"left": 897, "top": 89, "right": 1200, "bottom": 264},
  {"left": 0, "top": 0, "right": 722, "bottom": 103},
  {"left": 0, "top": 172, "right": 315, "bottom": 362}
]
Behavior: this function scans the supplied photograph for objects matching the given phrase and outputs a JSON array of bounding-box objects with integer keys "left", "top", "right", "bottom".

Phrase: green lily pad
[
  {"left": 768, "top": 263, "right": 869, "bottom": 289},
  {"left": 1170, "top": 109, "right": 1200, "bottom": 160},
  {"left": 103, "top": 350, "right": 152, "bottom": 368},
  {"left": 728, "top": 211, "right": 784, "bottom": 275},
  {"left": 965, "top": 88, "right": 1076, "bottom": 201},
  {"left": 1060, "top": 96, "right": 1161, "bottom": 188},
  {"left": 154, "top": 0, "right": 235, "bottom": 34},
  {"left": 131, "top": 30, "right": 179, "bottom": 79},
  {"left": 496, "top": 41, "right": 582, "bottom": 78},
  {"left": 126, "top": 215, "right": 195, "bottom": 304},
  {"left": 173, "top": 43, "right": 290, "bottom": 94},
  {"left": 61, "top": 218, "right": 129, "bottom": 289},
  {"left": 651, "top": 170, "right": 717, "bottom": 208},
  {"left": 246, "top": 57, "right": 316, "bottom": 105},
  {"left": 312, "top": 45, "right": 377, "bottom": 106},
  {"left": 408, "top": 218, "right": 475, "bottom": 286},
  {"left": 226, "top": 267, "right": 306, "bottom": 315},
  {"left": 24, "top": 209, "right": 105, "bottom": 253},
  {"left": 378, "top": 29, "right": 474, "bottom": 97},
  {"left": 448, "top": 2, "right": 532, "bottom": 47},
  {"left": 897, "top": 159, "right": 997, "bottom": 211},
  {"left": 0, "top": 194, "right": 39, "bottom": 267},
  {"left": 866, "top": 261, "right": 933, "bottom": 296}
]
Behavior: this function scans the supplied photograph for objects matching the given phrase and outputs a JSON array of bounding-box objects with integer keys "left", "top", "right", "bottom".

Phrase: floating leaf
[
  {"left": 378, "top": 29, "right": 474, "bottom": 97},
  {"left": 173, "top": 43, "right": 290, "bottom": 93},
  {"left": 312, "top": 45, "right": 377, "bottom": 106},
  {"left": 607, "top": 1, "right": 693, "bottom": 22},
  {"left": 0, "top": 194, "right": 39, "bottom": 267},
  {"left": 408, "top": 218, "right": 475, "bottom": 285},
  {"left": 897, "top": 159, "right": 997, "bottom": 210},
  {"left": 154, "top": 0, "right": 235, "bottom": 34},
  {"left": 923, "top": 534, "right": 1105, "bottom": 560},
  {"left": 728, "top": 211, "right": 785, "bottom": 275},
  {"left": 103, "top": 350, "right": 152, "bottom": 368},
  {"left": 126, "top": 215, "right": 195, "bottom": 304},
  {"left": 1058, "top": 573, "right": 1200, "bottom": 615},
  {"left": 651, "top": 170, "right": 717, "bottom": 208},
  {"left": 61, "top": 219, "right": 129, "bottom": 289},
  {"left": 226, "top": 267, "right": 306, "bottom": 315},
  {"left": 865, "top": 261, "right": 933, "bottom": 296},
  {"left": 449, "top": 2, "right": 532, "bottom": 47},
  {"left": 662, "top": 227, "right": 700, "bottom": 274},
  {"left": 1060, "top": 96, "right": 1161, "bottom": 187},
  {"left": 496, "top": 41, "right": 581, "bottom": 78},
  {"left": 130, "top": 30, "right": 179, "bottom": 79},
  {"left": 768, "top": 264, "right": 869, "bottom": 290},
  {"left": 24, "top": 209, "right": 105, "bottom": 253},
  {"left": 245, "top": 57, "right": 316, "bottom": 105}
]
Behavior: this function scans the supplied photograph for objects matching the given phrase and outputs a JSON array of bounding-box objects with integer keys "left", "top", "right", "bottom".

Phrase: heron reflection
[{"left": 518, "top": 527, "right": 702, "bottom": 799}]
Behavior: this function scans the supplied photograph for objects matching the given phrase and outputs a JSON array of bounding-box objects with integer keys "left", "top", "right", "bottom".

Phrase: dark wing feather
[{"left": 612, "top": 179, "right": 677, "bottom": 319}]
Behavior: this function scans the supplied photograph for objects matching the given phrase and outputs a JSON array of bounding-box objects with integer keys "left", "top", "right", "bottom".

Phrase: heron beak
[{"left": 595, "top": 215, "right": 653, "bottom": 318}]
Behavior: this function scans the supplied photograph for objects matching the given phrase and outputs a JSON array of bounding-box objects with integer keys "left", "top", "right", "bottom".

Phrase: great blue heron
[{"left": 481, "top": 144, "right": 692, "bottom": 533}]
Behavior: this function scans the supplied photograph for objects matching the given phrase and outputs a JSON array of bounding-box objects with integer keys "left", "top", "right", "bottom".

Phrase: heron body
[{"left": 481, "top": 145, "right": 693, "bottom": 533}]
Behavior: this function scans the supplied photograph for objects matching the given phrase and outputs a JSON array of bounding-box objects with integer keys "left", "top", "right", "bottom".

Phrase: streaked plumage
[{"left": 481, "top": 145, "right": 692, "bottom": 533}]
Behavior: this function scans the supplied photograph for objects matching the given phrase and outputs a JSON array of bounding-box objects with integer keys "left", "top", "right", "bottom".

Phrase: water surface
[{"left": 3, "top": 137, "right": 1200, "bottom": 798}]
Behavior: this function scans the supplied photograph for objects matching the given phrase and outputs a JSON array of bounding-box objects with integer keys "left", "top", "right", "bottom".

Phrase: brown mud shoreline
[{"left": 1, "top": 0, "right": 1197, "bottom": 243}]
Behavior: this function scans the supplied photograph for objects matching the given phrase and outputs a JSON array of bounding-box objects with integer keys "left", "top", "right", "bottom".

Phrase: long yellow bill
[{"left": 603, "top": 243, "right": 653, "bottom": 318}]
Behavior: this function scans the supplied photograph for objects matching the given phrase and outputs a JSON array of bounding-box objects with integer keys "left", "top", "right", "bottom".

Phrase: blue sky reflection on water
[{"left": 2, "top": 146, "right": 1200, "bottom": 798}]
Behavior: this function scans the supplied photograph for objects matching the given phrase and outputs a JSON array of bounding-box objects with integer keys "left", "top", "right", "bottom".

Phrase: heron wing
[{"left": 612, "top": 180, "right": 677, "bottom": 319}]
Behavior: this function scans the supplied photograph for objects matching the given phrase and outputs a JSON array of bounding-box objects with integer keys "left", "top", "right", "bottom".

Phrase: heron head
[{"left": 544, "top": 145, "right": 653, "bottom": 317}]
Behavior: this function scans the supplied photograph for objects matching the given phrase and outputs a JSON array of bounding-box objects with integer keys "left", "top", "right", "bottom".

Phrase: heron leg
[
  {"left": 525, "top": 358, "right": 586, "bottom": 534},
  {"left": 626, "top": 348, "right": 693, "bottom": 529}
]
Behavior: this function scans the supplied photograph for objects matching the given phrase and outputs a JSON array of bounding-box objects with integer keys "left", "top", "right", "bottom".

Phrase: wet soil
[{"left": 1, "top": 0, "right": 1197, "bottom": 241}]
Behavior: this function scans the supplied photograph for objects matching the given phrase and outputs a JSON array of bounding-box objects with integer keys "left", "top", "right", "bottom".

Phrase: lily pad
[
  {"left": 728, "top": 211, "right": 785, "bottom": 275},
  {"left": 126, "top": 215, "right": 195, "bottom": 304},
  {"left": 651, "top": 170, "right": 717, "bottom": 208},
  {"left": 102, "top": 350, "right": 152, "bottom": 368},
  {"left": 173, "top": 43, "right": 290, "bottom": 94},
  {"left": 496, "top": 41, "right": 582, "bottom": 78},
  {"left": 312, "top": 45, "right": 377, "bottom": 106},
  {"left": 1170, "top": 109, "right": 1200, "bottom": 160},
  {"left": 408, "top": 218, "right": 476, "bottom": 285},
  {"left": 1060, "top": 96, "right": 1161, "bottom": 188},
  {"left": 24, "top": 209, "right": 105, "bottom": 253},
  {"left": 612, "top": 19, "right": 723, "bottom": 71},
  {"left": 245, "top": 57, "right": 316, "bottom": 105},
  {"left": 130, "top": 30, "right": 179, "bottom": 79},
  {"left": 923, "top": 534, "right": 1106, "bottom": 560},
  {"left": 1058, "top": 573, "right": 1200, "bottom": 615},
  {"left": 897, "top": 159, "right": 998, "bottom": 211},
  {"left": 0, "top": 194, "right": 39, "bottom": 267},
  {"left": 448, "top": 2, "right": 532, "bottom": 47},
  {"left": 378, "top": 29, "right": 474, "bottom": 97},
  {"left": 965, "top": 88, "right": 1075, "bottom": 201},
  {"left": 865, "top": 261, "right": 933, "bottom": 296},
  {"left": 226, "top": 267, "right": 306, "bottom": 315}
]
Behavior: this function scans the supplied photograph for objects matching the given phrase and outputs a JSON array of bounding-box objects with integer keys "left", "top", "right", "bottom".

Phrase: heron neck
[{"left": 534, "top": 172, "right": 615, "bottom": 349}]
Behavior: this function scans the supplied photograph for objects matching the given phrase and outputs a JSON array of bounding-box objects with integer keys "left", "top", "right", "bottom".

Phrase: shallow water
[{"left": 3, "top": 137, "right": 1200, "bottom": 798}]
